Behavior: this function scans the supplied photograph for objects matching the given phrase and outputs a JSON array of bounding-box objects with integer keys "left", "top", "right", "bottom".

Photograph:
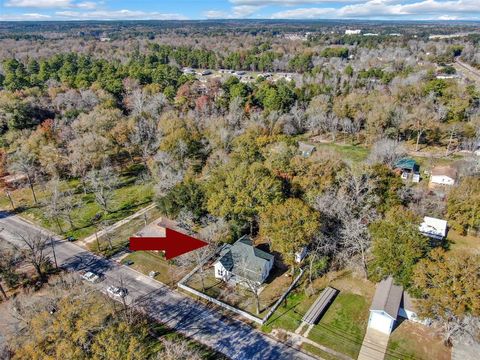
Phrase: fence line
[{"left": 178, "top": 260, "right": 304, "bottom": 325}]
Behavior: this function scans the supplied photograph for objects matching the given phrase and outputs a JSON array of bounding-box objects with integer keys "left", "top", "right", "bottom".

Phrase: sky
[{"left": 0, "top": 0, "right": 479, "bottom": 21}]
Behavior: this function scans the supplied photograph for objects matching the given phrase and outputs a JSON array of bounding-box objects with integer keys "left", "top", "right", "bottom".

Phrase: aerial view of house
[
  {"left": 0, "top": 8, "right": 479, "bottom": 360},
  {"left": 214, "top": 235, "right": 274, "bottom": 285}
]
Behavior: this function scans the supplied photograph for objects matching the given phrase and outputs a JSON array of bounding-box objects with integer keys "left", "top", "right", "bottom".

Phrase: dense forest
[{"left": 0, "top": 21, "right": 479, "bottom": 350}]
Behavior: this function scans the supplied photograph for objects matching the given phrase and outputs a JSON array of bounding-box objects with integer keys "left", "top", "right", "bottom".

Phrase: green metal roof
[{"left": 394, "top": 158, "right": 419, "bottom": 171}]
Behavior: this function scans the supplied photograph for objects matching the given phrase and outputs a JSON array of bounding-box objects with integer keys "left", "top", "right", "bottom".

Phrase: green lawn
[
  {"left": 261, "top": 290, "right": 316, "bottom": 333},
  {"left": 315, "top": 142, "right": 370, "bottom": 163},
  {"left": 447, "top": 229, "right": 480, "bottom": 255},
  {"left": 87, "top": 206, "right": 162, "bottom": 257},
  {"left": 0, "top": 167, "right": 154, "bottom": 240},
  {"left": 301, "top": 343, "right": 342, "bottom": 360},
  {"left": 307, "top": 292, "right": 369, "bottom": 359},
  {"left": 121, "top": 251, "right": 188, "bottom": 285}
]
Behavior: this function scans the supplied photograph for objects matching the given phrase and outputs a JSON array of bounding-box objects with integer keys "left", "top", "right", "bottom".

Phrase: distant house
[
  {"left": 430, "top": 166, "right": 457, "bottom": 187},
  {"left": 419, "top": 216, "right": 447, "bottom": 241},
  {"left": 368, "top": 277, "right": 419, "bottom": 335},
  {"left": 298, "top": 142, "right": 316, "bottom": 157},
  {"left": 394, "top": 158, "right": 420, "bottom": 182},
  {"left": 214, "top": 236, "right": 274, "bottom": 285},
  {"left": 345, "top": 29, "right": 361, "bottom": 35}
]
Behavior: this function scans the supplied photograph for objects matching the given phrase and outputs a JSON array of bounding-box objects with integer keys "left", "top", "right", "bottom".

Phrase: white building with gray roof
[
  {"left": 214, "top": 235, "right": 274, "bottom": 285},
  {"left": 368, "top": 276, "right": 420, "bottom": 334}
]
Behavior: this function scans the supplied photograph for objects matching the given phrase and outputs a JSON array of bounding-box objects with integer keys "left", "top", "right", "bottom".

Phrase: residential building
[
  {"left": 298, "top": 142, "right": 316, "bottom": 157},
  {"left": 394, "top": 158, "right": 420, "bottom": 182},
  {"left": 429, "top": 165, "right": 457, "bottom": 187},
  {"left": 345, "top": 29, "right": 361, "bottom": 35},
  {"left": 419, "top": 216, "right": 448, "bottom": 241},
  {"left": 214, "top": 236, "right": 274, "bottom": 285},
  {"left": 368, "top": 277, "right": 419, "bottom": 335}
]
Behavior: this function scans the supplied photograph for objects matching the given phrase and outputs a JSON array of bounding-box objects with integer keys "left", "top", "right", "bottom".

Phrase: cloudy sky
[{"left": 0, "top": 0, "right": 479, "bottom": 21}]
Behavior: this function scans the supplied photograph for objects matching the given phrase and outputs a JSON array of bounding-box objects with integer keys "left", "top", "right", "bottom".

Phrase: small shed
[{"left": 298, "top": 142, "right": 316, "bottom": 157}]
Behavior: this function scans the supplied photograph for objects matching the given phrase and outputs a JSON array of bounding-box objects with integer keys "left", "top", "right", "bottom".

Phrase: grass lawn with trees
[
  {"left": 0, "top": 169, "right": 154, "bottom": 240},
  {"left": 87, "top": 206, "right": 161, "bottom": 256}
]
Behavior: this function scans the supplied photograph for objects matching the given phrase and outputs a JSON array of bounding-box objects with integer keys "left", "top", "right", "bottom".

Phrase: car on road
[
  {"left": 106, "top": 285, "right": 127, "bottom": 298},
  {"left": 82, "top": 271, "right": 101, "bottom": 283}
]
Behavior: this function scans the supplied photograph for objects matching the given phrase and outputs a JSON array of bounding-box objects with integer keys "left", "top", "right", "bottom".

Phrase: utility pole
[
  {"left": 95, "top": 229, "right": 101, "bottom": 253},
  {"left": 50, "top": 237, "right": 58, "bottom": 270},
  {"left": 0, "top": 279, "right": 8, "bottom": 300},
  {"left": 5, "top": 190, "right": 15, "bottom": 211}
]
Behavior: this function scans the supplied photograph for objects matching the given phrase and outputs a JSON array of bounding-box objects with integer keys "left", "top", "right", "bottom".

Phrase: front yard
[
  {"left": 263, "top": 271, "right": 374, "bottom": 359},
  {"left": 184, "top": 263, "right": 294, "bottom": 318},
  {"left": 122, "top": 251, "right": 190, "bottom": 286},
  {"left": 87, "top": 206, "right": 162, "bottom": 257}
]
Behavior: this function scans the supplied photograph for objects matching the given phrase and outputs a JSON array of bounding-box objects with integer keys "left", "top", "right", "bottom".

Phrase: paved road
[
  {"left": 455, "top": 59, "right": 480, "bottom": 84},
  {"left": 0, "top": 211, "right": 314, "bottom": 360}
]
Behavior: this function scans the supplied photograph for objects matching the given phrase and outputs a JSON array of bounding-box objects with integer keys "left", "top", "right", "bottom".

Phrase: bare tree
[
  {"left": 157, "top": 338, "right": 202, "bottom": 360},
  {"left": 59, "top": 189, "right": 77, "bottom": 230},
  {"left": 314, "top": 170, "right": 377, "bottom": 277},
  {"left": 129, "top": 115, "right": 160, "bottom": 174},
  {"left": 151, "top": 151, "right": 184, "bottom": 197},
  {"left": 368, "top": 138, "right": 406, "bottom": 167},
  {"left": 438, "top": 313, "right": 480, "bottom": 347},
  {"left": 86, "top": 165, "right": 119, "bottom": 213},
  {"left": 8, "top": 149, "right": 39, "bottom": 205},
  {"left": 14, "top": 232, "right": 51, "bottom": 281},
  {"left": 175, "top": 215, "right": 217, "bottom": 292},
  {"left": 45, "top": 178, "right": 64, "bottom": 234}
]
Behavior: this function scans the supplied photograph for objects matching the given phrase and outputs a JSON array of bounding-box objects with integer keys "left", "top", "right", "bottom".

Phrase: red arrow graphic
[{"left": 129, "top": 228, "right": 208, "bottom": 260}]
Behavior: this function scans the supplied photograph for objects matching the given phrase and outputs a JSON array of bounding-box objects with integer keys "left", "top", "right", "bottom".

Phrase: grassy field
[
  {"left": 262, "top": 271, "right": 374, "bottom": 358},
  {"left": 0, "top": 167, "right": 154, "bottom": 240},
  {"left": 262, "top": 290, "right": 315, "bottom": 333},
  {"left": 87, "top": 206, "right": 162, "bottom": 256},
  {"left": 301, "top": 343, "right": 342, "bottom": 360},
  {"left": 385, "top": 320, "right": 450, "bottom": 360},
  {"left": 307, "top": 292, "right": 370, "bottom": 359},
  {"left": 447, "top": 229, "right": 480, "bottom": 255},
  {"left": 122, "top": 251, "right": 189, "bottom": 285},
  {"left": 314, "top": 142, "right": 370, "bottom": 163}
]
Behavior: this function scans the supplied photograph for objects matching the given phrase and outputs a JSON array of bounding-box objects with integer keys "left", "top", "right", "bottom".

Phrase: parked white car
[
  {"left": 106, "top": 285, "right": 127, "bottom": 298},
  {"left": 82, "top": 271, "right": 101, "bottom": 283}
]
